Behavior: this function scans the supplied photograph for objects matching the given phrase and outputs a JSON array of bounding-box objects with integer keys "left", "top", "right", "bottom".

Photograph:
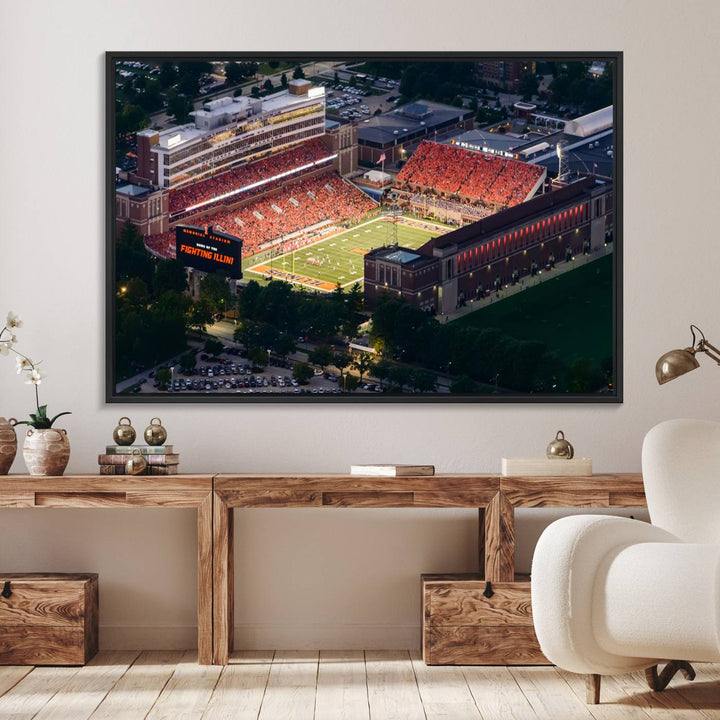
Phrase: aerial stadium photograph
[{"left": 107, "top": 52, "right": 621, "bottom": 402}]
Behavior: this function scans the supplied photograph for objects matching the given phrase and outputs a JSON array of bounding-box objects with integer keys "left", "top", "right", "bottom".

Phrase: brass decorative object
[
  {"left": 144, "top": 417, "right": 167, "bottom": 446},
  {"left": 125, "top": 449, "right": 147, "bottom": 475},
  {"left": 546, "top": 430, "right": 574, "bottom": 459},
  {"left": 0, "top": 417, "right": 18, "bottom": 475},
  {"left": 112, "top": 416, "right": 136, "bottom": 445},
  {"left": 656, "top": 325, "right": 720, "bottom": 384}
]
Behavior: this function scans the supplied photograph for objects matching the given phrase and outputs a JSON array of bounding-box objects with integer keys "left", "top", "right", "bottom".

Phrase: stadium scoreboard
[{"left": 176, "top": 224, "right": 243, "bottom": 279}]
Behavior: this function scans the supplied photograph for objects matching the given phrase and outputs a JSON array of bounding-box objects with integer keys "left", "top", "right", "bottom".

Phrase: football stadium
[{"left": 114, "top": 66, "right": 615, "bottom": 308}]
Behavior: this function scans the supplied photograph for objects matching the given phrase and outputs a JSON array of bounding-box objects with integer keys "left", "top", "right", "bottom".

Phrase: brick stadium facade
[{"left": 364, "top": 177, "right": 613, "bottom": 314}]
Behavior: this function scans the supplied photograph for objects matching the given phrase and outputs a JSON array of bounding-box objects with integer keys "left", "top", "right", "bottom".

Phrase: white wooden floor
[{"left": 0, "top": 650, "right": 718, "bottom": 720}]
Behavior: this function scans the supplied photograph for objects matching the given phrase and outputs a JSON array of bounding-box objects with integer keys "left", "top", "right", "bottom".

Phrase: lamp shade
[{"left": 655, "top": 348, "right": 700, "bottom": 385}]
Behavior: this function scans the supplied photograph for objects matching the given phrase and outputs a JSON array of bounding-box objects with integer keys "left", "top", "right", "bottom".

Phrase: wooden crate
[
  {"left": 0, "top": 573, "right": 98, "bottom": 665},
  {"left": 422, "top": 573, "right": 548, "bottom": 665}
]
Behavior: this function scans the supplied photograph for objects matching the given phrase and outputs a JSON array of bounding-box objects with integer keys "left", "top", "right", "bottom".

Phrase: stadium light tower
[{"left": 556, "top": 140, "right": 570, "bottom": 183}]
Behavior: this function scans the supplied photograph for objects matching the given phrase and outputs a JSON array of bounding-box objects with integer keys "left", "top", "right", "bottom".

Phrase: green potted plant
[{"left": 1, "top": 312, "right": 71, "bottom": 475}]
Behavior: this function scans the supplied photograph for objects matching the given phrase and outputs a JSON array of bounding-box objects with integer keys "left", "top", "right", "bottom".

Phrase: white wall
[{"left": 1, "top": 0, "right": 719, "bottom": 650}]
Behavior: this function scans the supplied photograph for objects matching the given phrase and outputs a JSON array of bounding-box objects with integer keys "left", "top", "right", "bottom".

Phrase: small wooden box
[
  {"left": 0, "top": 573, "right": 98, "bottom": 665},
  {"left": 422, "top": 573, "right": 548, "bottom": 665}
]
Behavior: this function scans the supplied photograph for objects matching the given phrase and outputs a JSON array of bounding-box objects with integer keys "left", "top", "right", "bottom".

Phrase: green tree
[
  {"left": 121, "top": 277, "right": 149, "bottom": 308},
  {"left": 333, "top": 352, "right": 352, "bottom": 375},
  {"left": 373, "top": 358, "right": 392, "bottom": 389},
  {"left": 204, "top": 338, "right": 223, "bottom": 358},
  {"left": 247, "top": 346, "right": 268, "bottom": 369},
  {"left": 167, "top": 92, "right": 192, "bottom": 123},
  {"left": 116, "top": 221, "right": 154, "bottom": 287},
  {"left": 263, "top": 78, "right": 274, "bottom": 93},
  {"left": 272, "top": 332, "right": 296, "bottom": 359},
  {"left": 199, "top": 272, "right": 233, "bottom": 316},
  {"left": 190, "top": 298, "right": 214, "bottom": 332},
  {"left": 519, "top": 73, "right": 539, "bottom": 101},
  {"left": 308, "top": 345, "right": 333, "bottom": 372},
  {"left": 339, "top": 373, "right": 359, "bottom": 393},
  {"left": 224, "top": 62, "right": 245, "bottom": 85},
  {"left": 352, "top": 353, "right": 375, "bottom": 386},
  {"left": 280, "top": 72, "right": 288, "bottom": 88},
  {"left": 159, "top": 62, "right": 178, "bottom": 90},
  {"left": 251, "top": 86, "right": 260, "bottom": 98},
  {"left": 450, "top": 375, "right": 481, "bottom": 394},
  {"left": 154, "top": 259, "right": 188, "bottom": 295},
  {"left": 292, "top": 66, "right": 305, "bottom": 79},
  {"left": 179, "top": 350, "right": 197, "bottom": 373},
  {"left": 349, "top": 75, "right": 357, "bottom": 87},
  {"left": 155, "top": 367, "right": 171, "bottom": 389},
  {"left": 293, "top": 362, "right": 314, "bottom": 385},
  {"left": 388, "top": 364, "right": 411, "bottom": 392},
  {"left": 409, "top": 368, "right": 437, "bottom": 393},
  {"left": 116, "top": 104, "right": 150, "bottom": 135},
  {"left": 334, "top": 71, "right": 339, "bottom": 85}
]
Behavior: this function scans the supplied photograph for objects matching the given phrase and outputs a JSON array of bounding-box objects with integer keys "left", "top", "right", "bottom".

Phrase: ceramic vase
[
  {"left": 0, "top": 417, "right": 18, "bottom": 475},
  {"left": 22, "top": 428, "right": 70, "bottom": 476}
]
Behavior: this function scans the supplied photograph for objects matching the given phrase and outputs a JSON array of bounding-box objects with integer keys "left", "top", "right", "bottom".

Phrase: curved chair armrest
[{"left": 531, "top": 515, "right": 679, "bottom": 674}]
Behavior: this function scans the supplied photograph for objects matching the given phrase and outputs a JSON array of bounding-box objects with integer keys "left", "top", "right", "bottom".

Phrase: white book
[
  {"left": 350, "top": 464, "right": 435, "bottom": 477},
  {"left": 501, "top": 457, "right": 592, "bottom": 476}
]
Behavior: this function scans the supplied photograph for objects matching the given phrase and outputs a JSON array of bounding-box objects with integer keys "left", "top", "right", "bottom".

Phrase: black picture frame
[{"left": 107, "top": 51, "right": 622, "bottom": 403}]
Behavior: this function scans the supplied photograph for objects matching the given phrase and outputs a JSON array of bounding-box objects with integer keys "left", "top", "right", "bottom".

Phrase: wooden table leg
[
  {"left": 478, "top": 507, "right": 486, "bottom": 577},
  {"left": 483, "top": 492, "right": 515, "bottom": 582},
  {"left": 197, "top": 493, "right": 213, "bottom": 665},
  {"left": 213, "top": 492, "right": 234, "bottom": 665}
]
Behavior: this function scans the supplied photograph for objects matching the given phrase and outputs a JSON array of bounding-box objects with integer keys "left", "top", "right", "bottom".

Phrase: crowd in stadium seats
[
  {"left": 168, "top": 138, "right": 332, "bottom": 217},
  {"left": 145, "top": 172, "right": 377, "bottom": 260},
  {"left": 408, "top": 193, "right": 493, "bottom": 220},
  {"left": 395, "top": 140, "right": 544, "bottom": 209}
]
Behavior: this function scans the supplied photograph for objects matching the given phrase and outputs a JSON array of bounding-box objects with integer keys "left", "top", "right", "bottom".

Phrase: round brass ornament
[
  {"left": 112, "top": 416, "right": 136, "bottom": 446},
  {"left": 125, "top": 448, "right": 147, "bottom": 475},
  {"left": 546, "top": 430, "right": 574, "bottom": 459},
  {"left": 144, "top": 417, "right": 167, "bottom": 446}
]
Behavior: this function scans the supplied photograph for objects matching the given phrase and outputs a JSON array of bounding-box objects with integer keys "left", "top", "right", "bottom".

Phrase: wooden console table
[
  {"left": 0, "top": 475, "right": 214, "bottom": 665},
  {"left": 212, "top": 473, "right": 646, "bottom": 665},
  {"left": 1, "top": 473, "right": 647, "bottom": 666}
]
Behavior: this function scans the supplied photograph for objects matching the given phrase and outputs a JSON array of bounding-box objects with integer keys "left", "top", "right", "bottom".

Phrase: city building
[
  {"left": 356, "top": 101, "right": 474, "bottom": 165},
  {"left": 115, "top": 184, "right": 169, "bottom": 236}
]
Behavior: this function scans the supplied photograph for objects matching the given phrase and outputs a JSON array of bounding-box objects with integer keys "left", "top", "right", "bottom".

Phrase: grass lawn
[
  {"left": 242, "top": 218, "right": 442, "bottom": 291},
  {"left": 454, "top": 253, "right": 614, "bottom": 363}
]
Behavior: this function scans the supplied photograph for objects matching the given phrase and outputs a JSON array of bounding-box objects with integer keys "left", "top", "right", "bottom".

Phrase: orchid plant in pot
[{"left": 0, "top": 312, "right": 72, "bottom": 476}]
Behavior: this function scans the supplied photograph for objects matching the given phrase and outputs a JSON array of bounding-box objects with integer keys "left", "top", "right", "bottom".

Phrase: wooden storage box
[
  {"left": 0, "top": 573, "right": 98, "bottom": 665},
  {"left": 422, "top": 573, "right": 548, "bottom": 665}
]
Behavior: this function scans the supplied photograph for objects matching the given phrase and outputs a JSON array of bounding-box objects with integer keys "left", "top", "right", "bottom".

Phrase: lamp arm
[{"left": 698, "top": 339, "right": 720, "bottom": 365}]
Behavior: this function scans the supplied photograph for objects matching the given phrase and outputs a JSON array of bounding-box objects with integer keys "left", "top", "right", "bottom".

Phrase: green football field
[{"left": 241, "top": 217, "right": 443, "bottom": 291}]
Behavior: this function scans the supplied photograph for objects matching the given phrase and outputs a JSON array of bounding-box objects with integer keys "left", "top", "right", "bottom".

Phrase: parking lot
[
  {"left": 322, "top": 78, "right": 400, "bottom": 122},
  {"left": 130, "top": 348, "right": 384, "bottom": 396}
]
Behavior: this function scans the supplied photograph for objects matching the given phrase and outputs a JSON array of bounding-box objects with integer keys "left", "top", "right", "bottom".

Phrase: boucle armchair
[{"left": 531, "top": 418, "right": 720, "bottom": 703}]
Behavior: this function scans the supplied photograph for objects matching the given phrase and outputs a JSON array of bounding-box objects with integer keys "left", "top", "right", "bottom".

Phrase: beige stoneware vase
[
  {"left": 22, "top": 428, "right": 70, "bottom": 476},
  {"left": 0, "top": 417, "right": 18, "bottom": 475}
]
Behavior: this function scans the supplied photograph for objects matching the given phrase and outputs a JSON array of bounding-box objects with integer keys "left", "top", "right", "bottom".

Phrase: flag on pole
[{"left": 376, "top": 152, "right": 386, "bottom": 164}]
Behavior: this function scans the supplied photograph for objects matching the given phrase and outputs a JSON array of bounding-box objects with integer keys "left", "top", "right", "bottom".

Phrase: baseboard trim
[
  {"left": 233, "top": 623, "right": 421, "bottom": 650},
  {"left": 99, "top": 624, "right": 421, "bottom": 650},
  {"left": 100, "top": 625, "right": 198, "bottom": 650}
]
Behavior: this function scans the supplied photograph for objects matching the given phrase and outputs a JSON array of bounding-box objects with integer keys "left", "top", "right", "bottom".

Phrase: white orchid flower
[
  {"left": 16, "top": 356, "right": 33, "bottom": 373},
  {"left": 0, "top": 341, "right": 10, "bottom": 356},
  {"left": 6, "top": 312, "right": 22, "bottom": 329},
  {"left": 25, "top": 368, "right": 46, "bottom": 385}
]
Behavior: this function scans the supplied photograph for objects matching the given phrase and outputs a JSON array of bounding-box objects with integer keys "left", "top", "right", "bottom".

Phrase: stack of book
[{"left": 98, "top": 445, "right": 180, "bottom": 475}]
